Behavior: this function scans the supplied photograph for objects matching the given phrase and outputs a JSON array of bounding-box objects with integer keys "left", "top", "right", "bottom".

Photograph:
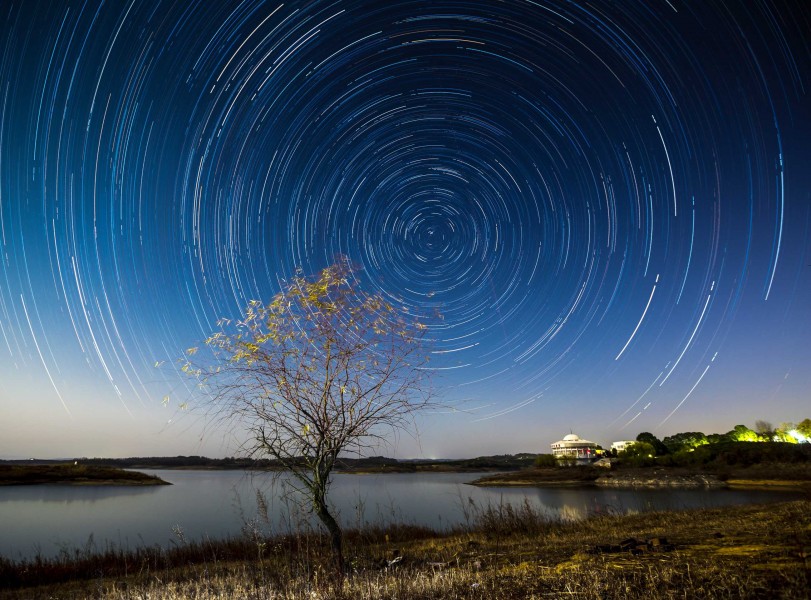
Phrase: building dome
[{"left": 551, "top": 433, "right": 600, "bottom": 461}]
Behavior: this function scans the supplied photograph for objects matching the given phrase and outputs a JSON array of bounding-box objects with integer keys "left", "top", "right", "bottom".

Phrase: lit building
[
  {"left": 550, "top": 433, "right": 599, "bottom": 459},
  {"left": 610, "top": 440, "right": 636, "bottom": 454}
]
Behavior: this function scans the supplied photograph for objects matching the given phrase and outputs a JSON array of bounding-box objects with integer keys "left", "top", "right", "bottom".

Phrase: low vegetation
[
  {"left": 475, "top": 442, "right": 811, "bottom": 488},
  {"left": 0, "top": 464, "right": 169, "bottom": 486},
  {"left": 0, "top": 499, "right": 808, "bottom": 599}
]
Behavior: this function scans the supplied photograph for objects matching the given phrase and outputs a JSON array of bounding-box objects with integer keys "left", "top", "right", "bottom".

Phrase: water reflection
[
  {"left": 0, "top": 484, "right": 162, "bottom": 504},
  {"left": 0, "top": 470, "right": 802, "bottom": 560}
]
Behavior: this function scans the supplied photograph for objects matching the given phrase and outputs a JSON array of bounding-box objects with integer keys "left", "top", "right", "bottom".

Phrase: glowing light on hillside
[{"left": 788, "top": 430, "right": 808, "bottom": 443}]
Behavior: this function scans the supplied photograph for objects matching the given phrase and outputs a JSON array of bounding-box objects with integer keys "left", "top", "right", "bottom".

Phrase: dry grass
[{"left": 2, "top": 500, "right": 809, "bottom": 599}]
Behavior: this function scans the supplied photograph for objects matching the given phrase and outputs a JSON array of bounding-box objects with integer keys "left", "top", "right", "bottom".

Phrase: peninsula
[{"left": 0, "top": 463, "right": 170, "bottom": 486}]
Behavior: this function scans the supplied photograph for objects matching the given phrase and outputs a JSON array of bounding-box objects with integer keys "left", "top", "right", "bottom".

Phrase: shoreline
[
  {"left": 470, "top": 465, "right": 811, "bottom": 489},
  {"left": 0, "top": 479, "right": 169, "bottom": 487},
  {"left": 0, "top": 464, "right": 170, "bottom": 487},
  {"left": 726, "top": 478, "right": 811, "bottom": 489},
  {"left": 471, "top": 478, "right": 594, "bottom": 487}
]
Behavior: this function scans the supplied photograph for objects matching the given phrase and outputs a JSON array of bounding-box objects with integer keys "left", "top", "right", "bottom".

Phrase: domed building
[{"left": 550, "top": 433, "right": 600, "bottom": 460}]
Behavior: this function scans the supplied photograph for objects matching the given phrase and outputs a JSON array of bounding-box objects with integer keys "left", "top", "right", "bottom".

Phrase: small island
[{"left": 0, "top": 463, "right": 170, "bottom": 486}]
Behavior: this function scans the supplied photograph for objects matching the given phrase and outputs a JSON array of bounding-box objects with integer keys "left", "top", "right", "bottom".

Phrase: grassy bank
[
  {"left": 1, "top": 498, "right": 808, "bottom": 599},
  {"left": 0, "top": 464, "right": 170, "bottom": 486}
]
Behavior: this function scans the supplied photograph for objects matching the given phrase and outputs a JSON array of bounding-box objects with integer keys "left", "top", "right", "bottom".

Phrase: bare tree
[{"left": 183, "top": 259, "right": 432, "bottom": 573}]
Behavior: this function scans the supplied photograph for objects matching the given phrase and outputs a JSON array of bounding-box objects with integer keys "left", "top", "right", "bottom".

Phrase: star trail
[{"left": 0, "top": 1, "right": 809, "bottom": 458}]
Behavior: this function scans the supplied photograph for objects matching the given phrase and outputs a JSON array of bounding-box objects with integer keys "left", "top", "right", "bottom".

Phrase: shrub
[{"left": 534, "top": 454, "right": 558, "bottom": 468}]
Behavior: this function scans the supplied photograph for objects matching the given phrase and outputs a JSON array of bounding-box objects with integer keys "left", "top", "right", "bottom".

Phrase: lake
[{"left": 0, "top": 470, "right": 802, "bottom": 560}]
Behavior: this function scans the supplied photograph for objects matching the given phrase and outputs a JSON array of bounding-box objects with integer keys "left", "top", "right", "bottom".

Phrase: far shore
[
  {"left": 3, "top": 445, "right": 809, "bottom": 489},
  {"left": 0, "top": 464, "right": 170, "bottom": 486},
  {"left": 1, "top": 453, "right": 539, "bottom": 474},
  {"left": 470, "top": 464, "right": 811, "bottom": 489}
]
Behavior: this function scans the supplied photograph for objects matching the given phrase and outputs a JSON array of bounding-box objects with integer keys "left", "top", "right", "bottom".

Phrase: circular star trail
[{"left": 0, "top": 1, "right": 809, "bottom": 456}]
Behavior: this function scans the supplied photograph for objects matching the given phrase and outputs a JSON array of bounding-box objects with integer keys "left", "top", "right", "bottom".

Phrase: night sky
[{"left": 1, "top": 1, "right": 809, "bottom": 459}]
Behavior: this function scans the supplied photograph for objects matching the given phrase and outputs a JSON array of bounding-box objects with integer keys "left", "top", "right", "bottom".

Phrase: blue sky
[{"left": 0, "top": 0, "right": 809, "bottom": 459}]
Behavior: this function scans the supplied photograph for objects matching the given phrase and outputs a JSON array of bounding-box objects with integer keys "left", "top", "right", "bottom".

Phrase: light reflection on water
[{"left": 0, "top": 470, "right": 802, "bottom": 560}]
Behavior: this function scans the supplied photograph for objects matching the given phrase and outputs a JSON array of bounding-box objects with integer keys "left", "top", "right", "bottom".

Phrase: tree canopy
[
  {"left": 635, "top": 432, "right": 668, "bottom": 455},
  {"left": 662, "top": 431, "right": 708, "bottom": 453},
  {"left": 727, "top": 424, "right": 759, "bottom": 442}
]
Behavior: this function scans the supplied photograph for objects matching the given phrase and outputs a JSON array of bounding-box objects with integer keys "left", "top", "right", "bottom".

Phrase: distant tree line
[
  {"left": 615, "top": 418, "right": 811, "bottom": 467},
  {"left": 628, "top": 418, "right": 810, "bottom": 455},
  {"left": 75, "top": 456, "right": 275, "bottom": 469},
  {"left": 61, "top": 453, "right": 540, "bottom": 471}
]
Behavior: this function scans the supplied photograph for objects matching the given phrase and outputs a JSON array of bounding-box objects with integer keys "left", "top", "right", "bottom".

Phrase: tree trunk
[{"left": 314, "top": 497, "right": 344, "bottom": 575}]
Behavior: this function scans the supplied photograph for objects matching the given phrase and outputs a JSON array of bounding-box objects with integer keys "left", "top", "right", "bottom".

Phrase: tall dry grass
[{"left": 1, "top": 498, "right": 809, "bottom": 599}]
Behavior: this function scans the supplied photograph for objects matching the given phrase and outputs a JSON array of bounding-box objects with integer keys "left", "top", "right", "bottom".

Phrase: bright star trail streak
[
  {"left": 615, "top": 274, "right": 658, "bottom": 361},
  {"left": 659, "top": 352, "right": 719, "bottom": 428},
  {"left": 0, "top": 1, "right": 809, "bottom": 459}
]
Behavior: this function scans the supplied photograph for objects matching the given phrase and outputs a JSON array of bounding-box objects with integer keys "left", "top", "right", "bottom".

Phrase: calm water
[{"left": 0, "top": 470, "right": 802, "bottom": 560}]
